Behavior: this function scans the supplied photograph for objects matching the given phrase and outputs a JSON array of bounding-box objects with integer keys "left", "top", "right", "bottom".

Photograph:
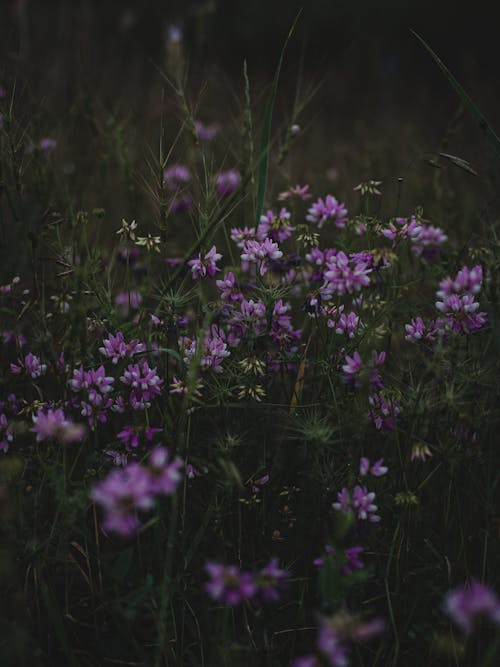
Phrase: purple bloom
[
  {"left": 434, "top": 265, "right": 486, "bottom": 334},
  {"left": 204, "top": 562, "right": 257, "bottom": 605},
  {"left": 188, "top": 245, "right": 222, "bottom": 279},
  {"left": 317, "top": 618, "right": 349, "bottom": 667},
  {"left": 163, "top": 164, "right": 191, "bottom": 191},
  {"left": 322, "top": 251, "right": 372, "bottom": 296},
  {"left": 31, "top": 407, "right": 85, "bottom": 444},
  {"left": 258, "top": 207, "right": 294, "bottom": 242},
  {"left": 278, "top": 183, "right": 312, "bottom": 201},
  {"left": 241, "top": 239, "right": 283, "bottom": 276},
  {"left": 0, "top": 413, "right": 13, "bottom": 453},
  {"left": 216, "top": 272, "right": 242, "bottom": 301},
  {"left": 256, "top": 558, "right": 289, "bottom": 602},
  {"left": 444, "top": 581, "right": 500, "bottom": 634},
  {"left": 333, "top": 485, "right": 381, "bottom": 523},
  {"left": 11, "top": 352, "right": 47, "bottom": 379},
  {"left": 368, "top": 458, "right": 388, "bottom": 477},
  {"left": 195, "top": 120, "right": 218, "bottom": 142},
  {"left": 410, "top": 224, "right": 447, "bottom": 259},
  {"left": 120, "top": 360, "right": 163, "bottom": 409},
  {"left": 91, "top": 463, "right": 155, "bottom": 536},
  {"left": 115, "top": 290, "right": 143, "bottom": 316},
  {"left": 343, "top": 546, "right": 365, "bottom": 575},
  {"left": 99, "top": 331, "right": 146, "bottom": 364},
  {"left": 292, "top": 657, "right": 318, "bottom": 667},
  {"left": 38, "top": 137, "right": 57, "bottom": 159},
  {"left": 216, "top": 169, "right": 241, "bottom": 197},
  {"left": 307, "top": 195, "right": 348, "bottom": 229},
  {"left": 368, "top": 392, "right": 401, "bottom": 432},
  {"left": 330, "top": 310, "right": 362, "bottom": 338},
  {"left": 230, "top": 225, "right": 256, "bottom": 249},
  {"left": 147, "top": 447, "right": 183, "bottom": 495},
  {"left": 381, "top": 215, "right": 421, "bottom": 244}
]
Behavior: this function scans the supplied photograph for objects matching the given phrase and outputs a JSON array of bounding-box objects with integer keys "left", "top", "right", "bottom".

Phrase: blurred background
[{"left": 1, "top": 0, "right": 499, "bottom": 247}]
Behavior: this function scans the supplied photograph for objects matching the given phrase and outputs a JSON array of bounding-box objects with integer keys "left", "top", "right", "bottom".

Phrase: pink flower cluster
[
  {"left": 120, "top": 360, "right": 163, "bottom": 410},
  {"left": 204, "top": 557, "right": 288, "bottom": 605},
  {"left": 240, "top": 238, "right": 283, "bottom": 276},
  {"left": 31, "top": 407, "right": 85, "bottom": 444},
  {"left": 11, "top": 352, "right": 47, "bottom": 378},
  {"left": 99, "top": 331, "right": 146, "bottom": 364},
  {"left": 307, "top": 195, "right": 348, "bottom": 229},
  {"left": 444, "top": 580, "right": 500, "bottom": 634},
  {"left": 69, "top": 365, "right": 115, "bottom": 425},
  {"left": 188, "top": 245, "right": 223, "bottom": 279},
  {"left": 293, "top": 614, "right": 384, "bottom": 667},
  {"left": 91, "top": 447, "right": 183, "bottom": 536},
  {"left": 322, "top": 251, "right": 372, "bottom": 297},
  {"left": 333, "top": 485, "right": 381, "bottom": 523}
]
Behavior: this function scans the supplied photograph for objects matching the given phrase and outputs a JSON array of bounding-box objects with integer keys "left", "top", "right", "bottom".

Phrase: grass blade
[
  {"left": 255, "top": 11, "right": 301, "bottom": 229},
  {"left": 411, "top": 29, "right": 500, "bottom": 159}
]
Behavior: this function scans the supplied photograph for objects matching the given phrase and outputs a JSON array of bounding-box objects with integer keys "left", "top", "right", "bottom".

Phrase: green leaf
[
  {"left": 411, "top": 30, "right": 500, "bottom": 159},
  {"left": 438, "top": 152, "right": 478, "bottom": 176}
]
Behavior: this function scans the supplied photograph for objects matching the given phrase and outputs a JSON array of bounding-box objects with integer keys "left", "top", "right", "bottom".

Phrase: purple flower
[
  {"left": 230, "top": 225, "right": 256, "bottom": 249},
  {"left": 313, "top": 544, "right": 335, "bottom": 569},
  {"left": 163, "top": 164, "right": 191, "bottom": 191},
  {"left": 38, "top": 137, "right": 57, "bottom": 159},
  {"left": 204, "top": 562, "right": 257, "bottom": 605},
  {"left": 256, "top": 558, "right": 289, "bottom": 602},
  {"left": 188, "top": 245, "right": 222, "bottom": 279},
  {"left": 258, "top": 207, "right": 294, "bottom": 243},
  {"left": 31, "top": 407, "right": 85, "bottom": 444},
  {"left": 444, "top": 581, "right": 500, "bottom": 634},
  {"left": 278, "top": 183, "right": 312, "bottom": 201},
  {"left": 91, "top": 463, "right": 155, "bottom": 536},
  {"left": 341, "top": 351, "right": 363, "bottom": 380},
  {"left": 434, "top": 266, "right": 486, "bottom": 334},
  {"left": 333, "top": 485, "right": 381, "bottom": 523},
  {"left": 148, "top": 447, "right": 183, "bottom": 495},
  {"left": 99, "top": 332, "right": 146, "bottom": 364},
  {"left": 0, "top": 413, "right": 13, "bottom": 453},
  {"left": 195, "top": 120, "right": 218, "bottom": 142},
  {"left": 120, "top": 360, "right": 163, "bottom": 409},
  {"left": 330, "top": 311, "right": 362, "bottom": 338},
  {"left": 317, "top": 618, "right": 349, "bottom": 666},
  {"left": 216, "top": 169, "right": 241, "bottom": 197},
  {"left": 410, "top": 224, "right": 447, "bottom": 259},
  {"left": 381, "top": 215, "right": 421, "bottom": 244},
  {"left": 11, "top": 353, "right": 47, "bottom": 379},
  {"left": 322, "top": 251, "right": 372, "bottom": 296},
  {"left": 360, "top": 456, "right": 388, "bottom": 477},
  {"left": 307, "top": 195, "right": 348, "bottom": 229},
  {"left": 368, "top": 392, "right": 401, "bottom": 432},
  {"left": 292, "top": 657, "right": 318, "bottom": 667},
  {"left": 216, "top": 272, "right": 242, "bottom": 302},
  {"left": 115, "top": 290, "right": 143, "bottom": 316},
  {"left": 343, "top": 546, "right": 365, "bottom": 575},
  {"left": 241, "top": 239, "right": 283, "bottom": 276}
]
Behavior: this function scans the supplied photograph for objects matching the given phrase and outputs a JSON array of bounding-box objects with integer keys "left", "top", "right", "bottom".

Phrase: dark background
[{"left": 1, "top": 0, "right": 499, "bottom": 239}]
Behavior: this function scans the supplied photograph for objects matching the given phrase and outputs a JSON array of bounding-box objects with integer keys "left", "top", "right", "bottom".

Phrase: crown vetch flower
[
  {"left": 99, "top": 331, "right": 146, "bottom": 364},
  {"left": 256, "top": 557, "right": 289, "bottom": 602},
  {"left": 188, "top": 245, "right": 222, "bottom": 279},
  {"left": 91, "top": 463, "right": 155, "bottom": 536},
  {"left": 444, "top": 581, "right": 500, "bottom": 634},
  {"left": 120, "top": 360, "right": 163, "bottom": 409},
  {"left": 148, "top": 447, "right": 183, "bottom": 495},
  {"left": 216, "top": 169, "right": 241, "bottom": 196},
  {"left": 204, "top": 562, "right": 257, "bottom": 605},
  {"left": 307, "top": 195, "right": 348, "bottom": 229},
  {"left": 32, "top": 407, "right": 85, "bottom": 444}
]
